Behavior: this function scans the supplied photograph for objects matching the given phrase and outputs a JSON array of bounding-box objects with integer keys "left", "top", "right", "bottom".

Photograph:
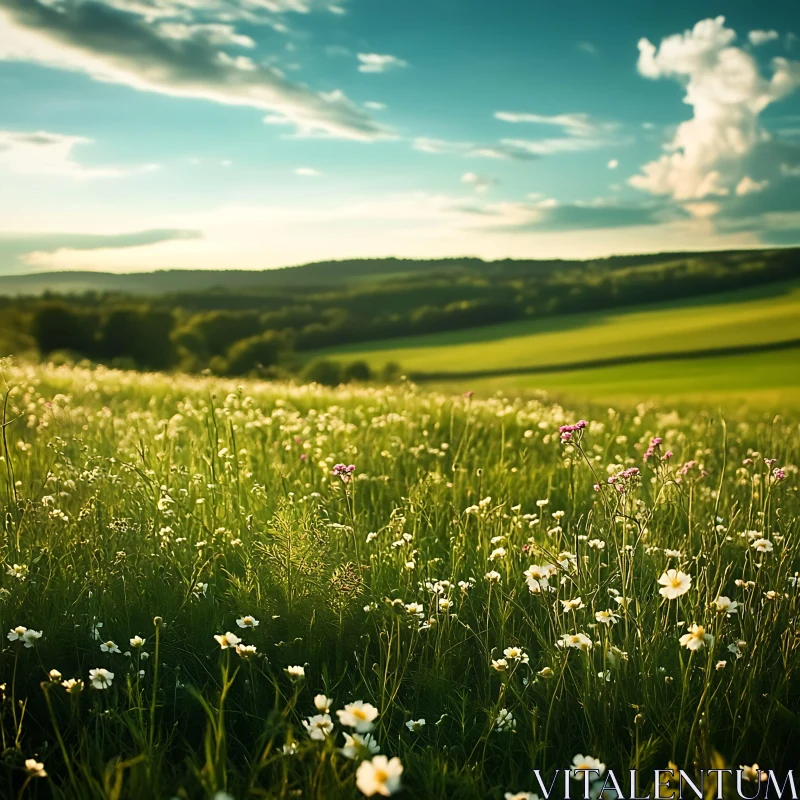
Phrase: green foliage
[
  {"left": 224, "top": 330, "right": 291, "bottom": 375},
  {"left": 302, "top": 358, "right": 343, "bottom": 386}
]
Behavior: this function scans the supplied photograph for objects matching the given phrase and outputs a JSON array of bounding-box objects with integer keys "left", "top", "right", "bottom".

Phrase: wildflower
[
  {"left": 48, "top": 669, "right": 62, "bottom": 682},
  {"left": 679, "top": 624, "right": 712, "bottom": 651},
  {"left": 716, "top": 660, "right": 727, "bottom": 670},
  {"left": 314, "top": 694, "right": 332, "bottom": 713},
  {"left": 214, "top": 632, "right": 242, "bottom": 650},
  {"left": 100, "top": 640, "right": 120, "bottom": 654},
  {"left": 485, "top": 570, "right": 502, "bottom": 583},
  {"left": 489, "top": 547, "right": 506, "bottom": 561},
  {"left": 355, "top": 755, "right": 403, "bottom": 796},
  {"left": 711, "top": 596, "right": 739, "bottom": 615},
  {"left": 284, "top": 665, "right": 305, "bottom": 681},
  {"left": 404, "top": 602, "right": 424, "bottom": 617},
  {"left": 561, "top": 597, "right": 585, "bottom": 612},
  {"left": 7, "top": 626, "right": 28, "bottom": 643},
  {"left": 587, "top": 539, "right": 605, "bottom": 550},
  {"left": 559, "top": 420, "right": 588, "bottom": 444},
  {"left": 129, "top": 635, "right": 145, "bottom": 649},
  {"left": 557, "top": 633, "right": 593, "bottom": 652},
  {"left": 751, "top": 538, "right": 773, "bottom": 553},
  {"left": 62, "top": 678, "right": 84, "bottom": 694},
  {"left": 503, "top": 646, "right": 529, "bottom": 664},
  {"left": 437, "top": 598, "right": 452, "bottom": 612},
  {"left": 235, "top": 644, "right": 257, "bottom": 657},
  {"left": 405, "top": 718, "right": 426, "bottom": 732},
  {"left": 89, "top": 668, "right": 114, "bottom": 690},
  {"left": 571, "top": 754, "right": 606, "bottom": 779},
  {"left": 337, "top": 700, "right": 379, "bottom": 733},
  {"left": 492, "top": 658, "right": 508, "bottom": 672},
  {"left": 236, "top": 615, "right": 259, "bottom": 629},
  {"left": 537, "top": 667, "right": 554, "bottom": 679},
  {"left": 6, "top": 564, "right": 28, "bottom": 581},
  {"left": 303, "top": 714, "right": 334, "bottom": 740},
  {"left": 740, "top": 765, "right": 767, "bottom": 782},
  {"left": 282, "top": 742, "right": 298, "bottom": 755},
  {"left": 340, "top": 732, "right": 380, "bottom": 759},
  {"left": 494, "top": 708, "right": 516, "bottom": 732},
  {"left": 595, "top": 610, "right": 620, "bottom": 626},
  {"left": 658, "top": 569, "right": 692, "bottom": 599},
  {"left": 25, "top": 759, "right": 46, "bottom": 778},
  {"left": 332, "top": 464, "right": 356, "bottom": 483},
  {"left": 663, "top": 549, "right": 683, "bottom": 558}
]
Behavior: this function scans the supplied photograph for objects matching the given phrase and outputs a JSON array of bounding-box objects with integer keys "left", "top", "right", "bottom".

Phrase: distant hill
[{"left": 0, "top": 249, "right": 790, "bottom": 296}]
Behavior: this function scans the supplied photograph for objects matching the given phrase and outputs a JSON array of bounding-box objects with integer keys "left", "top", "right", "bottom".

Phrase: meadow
[
  {"left": 0, "top": 359, "right": 798, "bottom": 798},
  {"left": 317, "top": 281, "right": 800, "bottom": 404}
]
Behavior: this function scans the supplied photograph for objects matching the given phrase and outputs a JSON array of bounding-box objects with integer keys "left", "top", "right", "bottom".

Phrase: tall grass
[{"left": 0, "top": 361, "right": 798, "bottom": 799}]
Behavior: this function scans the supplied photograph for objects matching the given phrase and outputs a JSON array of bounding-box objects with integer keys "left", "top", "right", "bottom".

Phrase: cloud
[
  {"left": 356, "top": 53, "right": 407, "bottom": 73},
  {"left": 363, "top": 101, "right": 386, "bottom": 110},
  {"left": 0, "top": 0, "right": 386, "bottom": 141},
  {"left": 749, "top": 30, "right": 779, "bottom": 47},
  {"left": 630, "top": 16, "right": 800, "bottom": 201},
  {"left": 0, "top": 228, "right": 200, "bottom": 270},
  {"left": 608, "top": 159, "right": 619, "bottom": 169},
  {"left": 577, "top": 41, "right": 598, "bottom": 55},
  {"left": 486, "top": 198, "right": 686, "bottom": 233},
  {"left": 461, "top": 172, "right": 496, "bottom": 193},
  {"left": 0, "top": 130, "right": 159, "bottom": 178},
  {"left": 412, "top": 137, "right": 540, "bottom": 161},
  {"left": 735, "top": 175, "right": 768, "bottom": 195},
  {"left": 295, "top": 167, "right": 320, "bottom": 176},
  {"left": 493, "top": 111, "right": 620, "bottom": 153}
]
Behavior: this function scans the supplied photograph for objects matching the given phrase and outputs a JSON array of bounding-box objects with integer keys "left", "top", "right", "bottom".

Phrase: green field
[
  {"left": 2, "top": 363, "right": 799, "bottom": 798},
  {"left": 317, "top": 282, "right": 800, "bottom": 404}
]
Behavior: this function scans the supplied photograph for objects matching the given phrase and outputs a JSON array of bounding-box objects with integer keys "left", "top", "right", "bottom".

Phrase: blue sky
[{"left": 0, "top": 0, "right": 799, "bottom": 273}]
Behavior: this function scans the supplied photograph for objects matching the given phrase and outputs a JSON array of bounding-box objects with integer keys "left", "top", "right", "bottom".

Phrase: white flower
[
  {"left": 571, "top": 754, "right": 606, "bottom": 778},
  {"left": 62, "top": 678, "right": 84, "bottom": 694},
  {"left": 314, "top": 694, "right": 332, "bottom": 713},
  {"left": 404, "top": 602, "right": 424, "bottom": 617},
  {"left": 21, "top": 629, "right": 42, "bottom": 648},
  {"left": 284, "top": 665, "right": 305, "bottom": 681},
  {"left": 679, "top": 624, "right": 713, "bottom": 651},
  {"left": 740, "top": 764, "right": 767, "bottom": 783},
  {"left": 340, "top": 732, "right": 380, "bottom": 759},
  {"left": 503, "top": 646, "right": 529, "bottom": 664},
  {"left": 282, "top": 742, "right": 298, "bottom": 755},
  {"left": 100, "top": 640, "right": 120, "bottom": 654},
  {"left": 557, "top": 633, "right": 593, "bottom": 652},
  {"left": 751, "top": 539, "right": 773, "bottom": 553},
  {"left": 492, "top": 658, "right": 508, "bottom": 672},
  {"left": 6, "top": 564, "right": 28, "bottom": 581},
  {"left": 303, "top": 714, "right": 333, "bottom": 740},
  {"left": 489, "top": 547, "right": 506, "bottom": 561},
  {"left": 356, "top": 755, "right": 403, "bottom": 796},
  {"left": 236, "top": 615, "right": 259, "bottom": 629},
  {"left": 587, "top": 539, "right": 605, "bottom": 550},
  {"left": 235, "top": 644, "right": 257, "bottom": 658},
  {"left": 560, "top": 597, "right": 584, "bottom": 612},
  {"left": 25, "top": 759, "right": 46, "bottom": 778},
  {"left": 129, "top": 635, "right": 145, "bottom": 649},
  {"left": 89, "top": 668, "right": 114, "bottom": 690},
  {"left": 48, "top": 669, "right": 62, "bottom": 682},
  {"left": 485, "top": 570, "right": 502, "bottom": 583},
  {"left": 664, "top": 549, "right": 683, "bottom": 558},
  {"left": 711, "top": 596, "right": 739, "bottom": 615},
  {"left": 595, "top": 610, "right": 620, "bottom": 626},
  {"left": 658, "top": 569, "right": 692, "bottom": 599},
  {"left": 7, "top": 626, "right": 27, "bottom": 642},
  {"left": 405, "top": 718, "right": 426, "bottom": 732},
  {"left": 214, "top": 632, "right": 242, "bottom": 650},
  {"left": 337, "top": 700, "right": 379, "bottom": 733},
  {"left": 494, "top": 708, "right": 516, "bottom": 732}
]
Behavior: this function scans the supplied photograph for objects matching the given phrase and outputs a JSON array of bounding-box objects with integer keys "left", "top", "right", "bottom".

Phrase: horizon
[{"left": 1, "top": 2, "right": 800, "bottom": 274}]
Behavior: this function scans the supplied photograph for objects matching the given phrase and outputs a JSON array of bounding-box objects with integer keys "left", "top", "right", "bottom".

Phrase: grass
[
  {"left": 1, "top": 361, "right": 799, "bottom": 799},
  {"left": 315, "top": 281, "right": 800, "bottom": 379}
]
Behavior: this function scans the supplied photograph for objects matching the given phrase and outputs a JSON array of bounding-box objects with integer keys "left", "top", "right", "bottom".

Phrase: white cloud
[
  {"left": 357, "top": 53, "right": 408, "bottom": 73},
  {"left": 295, "top": 167, "right": 321, "bottom": 176},
  {"left": 630, "top": 16, "right": 800, "bottom": 200},
  {"left": 749, "top": 30, "right": 779, "bottom": 47},
  {"left": 735, "top": 175, "right": 768, "bottom": 195},
  {"left": 577, "top": 42, "right": 598, "bottom": 55},
  {"left": 0, "top": 0, "right": 386, "bottom": 141},
  {"left": 461, "top": 172, "right": 496, "bottom": 193},
  {"left": 0, "top": 130, "right": 159, "bottom": 179},
  {"left": 411, "top": 137, "right": 539, "bottom": 161},
  {"left": 493, "top": 111, "right": 619, "bottom": 154},
  {"left": 608, "top": 159, "right": 619, "bottom": 169},
  {"left": 364, "top": 101, "right": 386, "bottom": 110}
]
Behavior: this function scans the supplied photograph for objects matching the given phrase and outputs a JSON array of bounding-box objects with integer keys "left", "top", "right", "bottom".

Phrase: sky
[{"left": 0, "top": 0, "right": 799, "bottom": 274}]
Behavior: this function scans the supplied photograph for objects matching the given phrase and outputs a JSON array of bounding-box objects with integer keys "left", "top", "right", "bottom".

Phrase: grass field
[
  {"left": 317, "top": 282, "right": 800, "bottom": 405},
  {"left": 1, "top": 361, "right": 799, "bottom": 798}
]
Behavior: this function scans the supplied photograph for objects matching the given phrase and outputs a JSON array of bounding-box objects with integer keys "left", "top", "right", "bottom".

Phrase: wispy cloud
[
  {"left": 356, "top": 53, "right": 408, "bottom": 73},
  {"left": 0, "top": 0, "right": 387, "bottom": 141},
  {"left": 0, "top": 130, "right": 159, "bottom": 179}
]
